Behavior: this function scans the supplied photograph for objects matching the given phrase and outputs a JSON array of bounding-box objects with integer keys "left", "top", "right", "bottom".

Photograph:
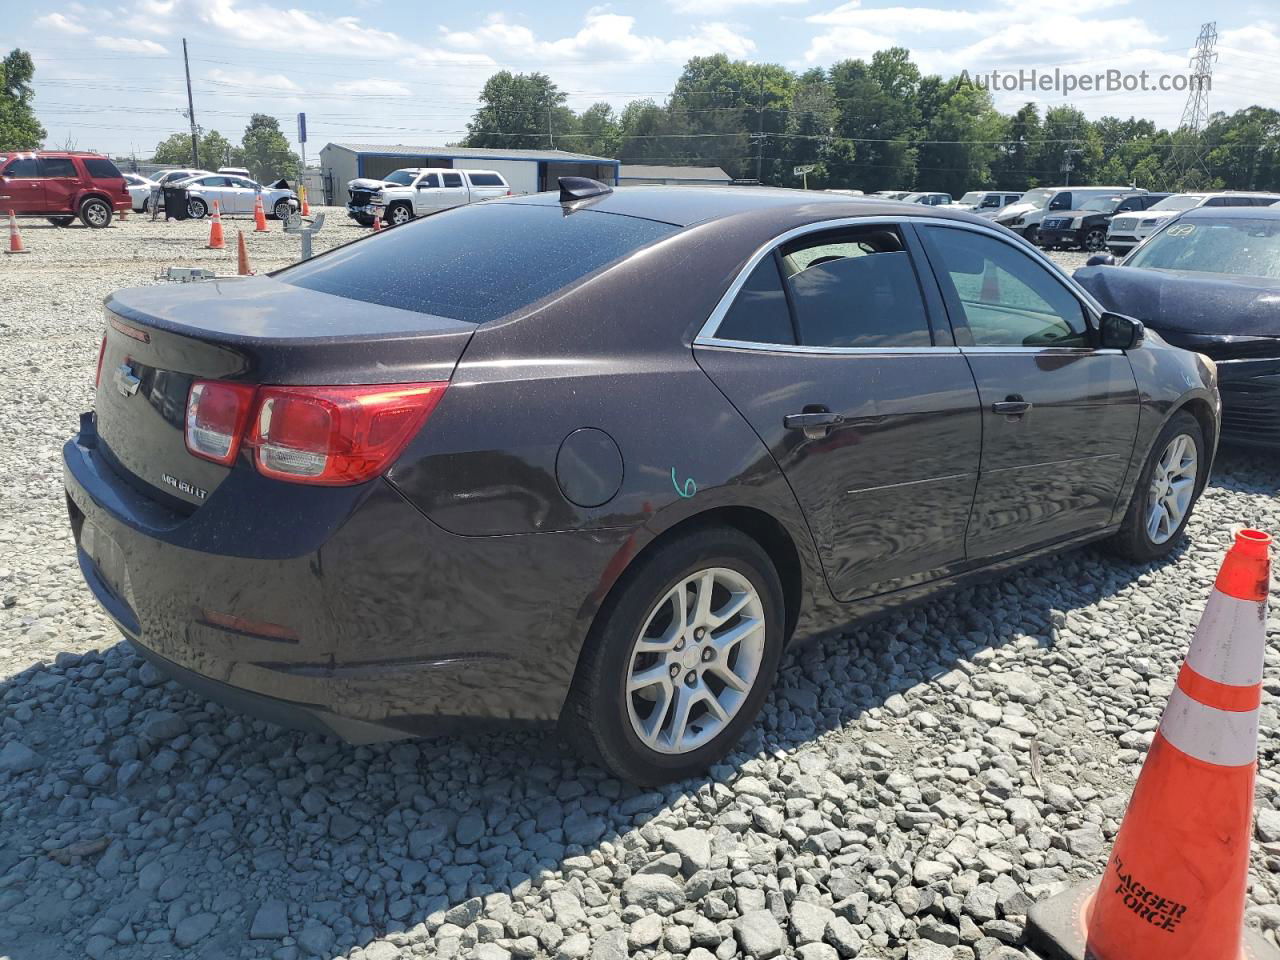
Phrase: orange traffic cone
[
  {"left": 206, "top": 201, "right": 225, "bottom": 250},
  {"left": 372, "top": 214, "right": 382, "bottom": 232},
  {"left": 300, "top": 186, "right": 311, "bottom": 217},
  {"left": 253, "top": 195, "right": 268, "bottom": 233},
  {"left": 118, "top": 206, "right": 128, "bottom": 221},
  {"left": 236, "top": 230, "right": 253, "bottom": 276},
  {"left": 4, "top": 210, "right": 28, "bottom": 254},
  {"left": 1028, "top": 528, "right": 1275, "bottom": 960}
]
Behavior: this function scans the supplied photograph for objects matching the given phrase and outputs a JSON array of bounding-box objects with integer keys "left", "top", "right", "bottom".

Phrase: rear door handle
[
  {"left": 784, "top": 411, "right": 845, "bottom": 439},
  {"left": 992, "top": 395, "right": 1032, "bottom": 416}
]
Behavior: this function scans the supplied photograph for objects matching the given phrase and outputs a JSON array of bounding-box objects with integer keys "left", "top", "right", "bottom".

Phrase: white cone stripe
[
  {"left": 1185, "top": 590, "right": 1267, "bottom": 686},
  {"left": 1160, "top": 685, "right": 1258, "bottom": 767}
]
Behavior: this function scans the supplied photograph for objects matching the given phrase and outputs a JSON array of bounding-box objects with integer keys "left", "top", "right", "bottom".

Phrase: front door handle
[
  {"left": 784, "top": 410, "right": 845, "bottom": 439},
  {"left": 992, "top": 395, "right": 1032, "bottom": 417}
]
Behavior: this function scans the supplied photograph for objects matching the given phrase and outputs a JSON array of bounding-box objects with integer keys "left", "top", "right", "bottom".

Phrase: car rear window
[
  {"left": 41, "top": 157, "right": 77, "bottom": 177},
  {"left": 278, "top": 203, "right": 679, "bottom": 324},
  {"left": 83, "top": 157, "right": 123, "bottom": 179},
  {"left": 468, "top": 173, "right": 504, "bottom": 186}
]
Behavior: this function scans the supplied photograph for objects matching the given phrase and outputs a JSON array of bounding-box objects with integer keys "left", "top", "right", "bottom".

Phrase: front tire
[
  {"left": 1083, "top": 227, "right": 1107, "bottom": 252},
  {"left": 1022, "top": 224, "right": 1040, "bottom": 245},
  {"left": 1107, "top": 410, "right": 1205, "bottom": 562},
  {"left": 79, "top": 198, "right": 112, "bottom": 229},
  {"left": 273, "top": 199, "right": 293, "bottom": 220},
  {"left": 387, "top": 202, "right": 413, "bottom": 226},
  {"left": 561, "top": 527, "right": 785, "bottom": 785}
]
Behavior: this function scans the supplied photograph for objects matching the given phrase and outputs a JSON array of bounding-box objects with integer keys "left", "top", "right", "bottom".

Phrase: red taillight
[
  {"left": 185, "top": 380, "right": 258, "bottom": 465},
  {"left": 94, "top": 335, "right": 107, "bottom": 388},
  {"left": 246, "top": 382, "right": 447, "bottom": 485}
]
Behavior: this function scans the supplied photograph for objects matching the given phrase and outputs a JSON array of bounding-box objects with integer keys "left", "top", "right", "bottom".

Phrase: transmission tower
[{"left": 1172, "top": 22, "right": 1217, "bottom": 183}]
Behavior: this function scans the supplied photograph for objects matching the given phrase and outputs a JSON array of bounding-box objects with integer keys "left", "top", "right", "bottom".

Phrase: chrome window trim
[
  {"left": 693, "top": 214, "right": 1109, "bottom": 350},
  {"left": 960, "top": 346, "right": 1123, "bottom": 356},
  {"left": 697, "top": 337, "right": 961, "bottom": 356}
]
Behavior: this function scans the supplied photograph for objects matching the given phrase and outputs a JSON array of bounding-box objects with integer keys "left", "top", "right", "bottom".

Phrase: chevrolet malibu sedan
[{"left": 65, "top": 182, "right": 1219, "bottom": 784}]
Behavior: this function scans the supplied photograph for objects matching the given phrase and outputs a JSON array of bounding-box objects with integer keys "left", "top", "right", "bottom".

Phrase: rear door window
[
  {"left": 278, "top": 203, "right": 678, "bottom": 323},
  {"left": 781, "top": 226, "right": 933, "bottom": 348},
  {"left": 42, "top": 157, "right": 78, "bottom": 177},
  {"left": 442, "top": 173, "right": 463, "bottom": 188},
  {"left": 83, "top": 157, "right": 122, "bottom": 179}
]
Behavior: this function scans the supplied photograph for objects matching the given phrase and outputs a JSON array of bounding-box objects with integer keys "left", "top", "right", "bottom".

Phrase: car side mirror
[
  {"left": 1086, "top": 253, "right": 1116, "bottom": 267},
  {"left": 1099, "top": 312, "right": 1143, "bottom": 350}
]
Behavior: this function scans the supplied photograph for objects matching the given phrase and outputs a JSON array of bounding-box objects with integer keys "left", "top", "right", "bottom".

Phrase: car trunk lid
[{"left": 95, "top": 276, "right": 476, "bottom": 507}]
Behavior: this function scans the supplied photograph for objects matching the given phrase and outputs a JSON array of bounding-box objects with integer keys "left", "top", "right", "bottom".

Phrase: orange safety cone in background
[
  {"left": 300, "top": 185, "right": 311, "bottom": 216},
  {"left": 236, "top": 230, "right": 253, "bottom": 276},
  {"left": 1027, "top": 528, "right": 1276, "bottom": 960},
  {"left": 118, "top": 206, "right": 128, "bottom": 221},
  {"left": 5, "top": 210, "right": 28, "bottom": 254},
  {"left": 206, "top": 201, "right": 225, "bottom": 250},
  {"left": 372, "top": 214, "right": 382, "bottom": 232},
  {"left": 253, "top": 195, "right": 268, "bottom": 233}
]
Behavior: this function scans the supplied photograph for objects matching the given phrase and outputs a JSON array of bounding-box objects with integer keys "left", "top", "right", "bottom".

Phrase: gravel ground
[{"left": 1, "top": 220, "right": 1279, "bottom": 960}]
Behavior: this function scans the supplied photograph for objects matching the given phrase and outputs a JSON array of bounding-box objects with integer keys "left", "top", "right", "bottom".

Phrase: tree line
[
  {"left": 149, "top": 114, "right": 301, "bottom": 183},
  {"left": 461, "top": 51, "right": 1280, "bottom": 195}
]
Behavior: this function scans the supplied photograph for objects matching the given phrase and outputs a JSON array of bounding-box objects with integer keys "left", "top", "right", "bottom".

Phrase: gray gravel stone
[{"left": 733, "top": 909, "right": 786, "bottom": 959}]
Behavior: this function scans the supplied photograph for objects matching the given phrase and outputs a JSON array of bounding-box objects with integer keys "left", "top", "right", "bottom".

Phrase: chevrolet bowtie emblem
[{"left": 113, "top": 362, "right": 141, "bottom": 398}]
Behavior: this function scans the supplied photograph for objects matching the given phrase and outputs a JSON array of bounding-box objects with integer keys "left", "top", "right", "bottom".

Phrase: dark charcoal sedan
[
  {"left": 1076, "top": 205, "right": 1280, "bottom": 450},
  {"left": 65, "top": 181, "right": 1219, "bottom": 784}
]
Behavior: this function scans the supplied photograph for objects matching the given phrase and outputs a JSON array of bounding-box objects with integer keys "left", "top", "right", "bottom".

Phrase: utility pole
[
  {"left": 1172, "top": 22, "right": 1218, "bottom": 184},
  {"left": 182, "top": 38, "right": 199, "bottom": 169},
  {"left": 754, "top": 71, "right": 765, "bottom": 182},
  {"left": 548, "top": 106, "right": 554, "bottom": 150}
]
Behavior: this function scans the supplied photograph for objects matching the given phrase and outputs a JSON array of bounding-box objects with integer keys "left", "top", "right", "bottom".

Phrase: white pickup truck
[{"left": 346, "top": 168, "right": 512, "bottom": 226}]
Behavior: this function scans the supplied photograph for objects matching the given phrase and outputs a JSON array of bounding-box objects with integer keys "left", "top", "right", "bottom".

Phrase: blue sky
[{"left": 3, "top": 0, "right": 1278, "bottom": 159}]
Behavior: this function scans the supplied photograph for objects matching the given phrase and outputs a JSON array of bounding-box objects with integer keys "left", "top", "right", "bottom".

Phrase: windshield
[
  {"left": 383, "top": 169, "right": 417, "bottom": 186},
  {"left": 1128, "top": 218, "right": 1280, "bottom": 280},
  {"left": 957, "top": 192, "right": 984, "bottom": 205},
  {"left": 1081, "top": 196, "right": 1124, "bottom": 213},
  {"left": 1149, "top": 195, "right": 1204, "bottom": 212},
  {"left": 279, "top": 202, "right": 679, "bottom": 323},
  {"left": 1019, "top": 188, "right": 1054, "bottom": 208},
  {"left": 903, "top": 193, "right": 925, "bottom": 201}
]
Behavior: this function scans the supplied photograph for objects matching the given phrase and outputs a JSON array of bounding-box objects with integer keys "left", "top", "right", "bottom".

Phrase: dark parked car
[
  {"left": 1037, "top": 193, "right": 1170, "bottom": 252},
  {"left": 65, "top": 183, "right": 1219, "bottom": 784},
  {"left": 1076, "top": 205, "right": 1280, "bottom": 450}
]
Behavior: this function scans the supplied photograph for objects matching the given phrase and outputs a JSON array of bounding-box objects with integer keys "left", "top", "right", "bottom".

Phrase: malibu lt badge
[{"left": 162, "top": 473, "right": 208, "bottom": 500}]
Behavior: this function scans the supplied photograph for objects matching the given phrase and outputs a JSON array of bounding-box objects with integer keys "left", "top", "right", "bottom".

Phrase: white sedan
[
  {"left": 180, "top": 174, "right": 299, "bottom": 220},
  {"left": 123, "top": 173, "right": 159, "bottom": 212}
]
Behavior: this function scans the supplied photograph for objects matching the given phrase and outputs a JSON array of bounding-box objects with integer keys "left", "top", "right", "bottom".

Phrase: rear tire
[
  {"left": 79, "top": 198, "right": 112, "bottom": 229},
  {"left": 1107, "top": 410, "right": 1205, "bottom": 562},
  {"left": 352, "top": 215, "right": 374, "bottom": 228},
  {"left": 560, "top": 527, "right": 785, "bottom": 785},
  {"left": 188, "top": 197, "right": 208, "bottom": 219},
  {"left": 1083, "top": 227, "right": 1107, "bottom": 252},
  {"left": 47, "top": 216, "right": 75, "bottom": 227}
]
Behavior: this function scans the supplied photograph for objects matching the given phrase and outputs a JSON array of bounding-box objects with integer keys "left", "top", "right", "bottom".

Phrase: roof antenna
[{"left": 559, "top": 177, "right": 612, "bottom": 202}]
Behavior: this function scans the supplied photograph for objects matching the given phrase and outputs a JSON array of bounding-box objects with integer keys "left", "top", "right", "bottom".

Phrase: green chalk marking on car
[{"left": 671, "top": 468, "right": 696, "bottom": 499}]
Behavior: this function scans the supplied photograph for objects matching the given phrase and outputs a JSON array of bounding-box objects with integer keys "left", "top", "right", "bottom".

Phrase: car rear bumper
[{"left": 64, "top": 412, "right": 628, "bottom": 740}]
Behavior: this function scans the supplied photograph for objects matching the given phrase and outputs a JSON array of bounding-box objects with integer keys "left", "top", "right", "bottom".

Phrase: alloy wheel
[
  {"left": 1084, "top": 228, "right": 1107, "bottom": 251},
  {"left": 625, "top": 567, "right": 766, "bottom": 755},
  {"left": 390, "top": 205, "right": 412, "bottom": 225},
  {"left": 85, "top": 202, "right": 109, "bottom": 227},
  {"left": 1146, "top": 433, "right": 1198, "bottom": 544},
  {"left": 274, "top": 201, "right": 292, "bottom": 220}
]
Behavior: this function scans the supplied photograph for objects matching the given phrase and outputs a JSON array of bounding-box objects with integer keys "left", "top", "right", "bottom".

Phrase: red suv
[{"left": 0, "top": 151, "right": 131, "bottom": 228}]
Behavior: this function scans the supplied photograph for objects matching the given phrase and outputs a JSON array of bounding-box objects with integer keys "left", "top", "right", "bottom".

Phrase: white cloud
[
  {"left": 440, "top": 12, "right": 755, "bottom": 65},
  {"left": 34, "top": 12, "right": 89, "bottom": 33},
  {"left": 668, "top": 0, "right": 806, "bottom": 16},
  {"left": 332, "top": 78, "right": 410, "bottom": 96},
  {"left": 94, "top": 35, "right": 168, "bottom": 53}
]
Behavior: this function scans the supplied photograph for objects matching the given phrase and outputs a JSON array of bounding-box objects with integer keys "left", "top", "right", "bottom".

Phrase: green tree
[
  {"left": 573, "top": 102, "right": 621, "bottom": 158},
  {"left": 240, "top": 114, "right": 299, "bottom": 183},
  {"left": 0, "top": 49, "right": 45, "bottom": 151},
  {"left": 463, "top": 71, "right": 567, "bottom": 150},
  {"left": 152, "top": 128, "right": 244, "bottom": 168}
]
